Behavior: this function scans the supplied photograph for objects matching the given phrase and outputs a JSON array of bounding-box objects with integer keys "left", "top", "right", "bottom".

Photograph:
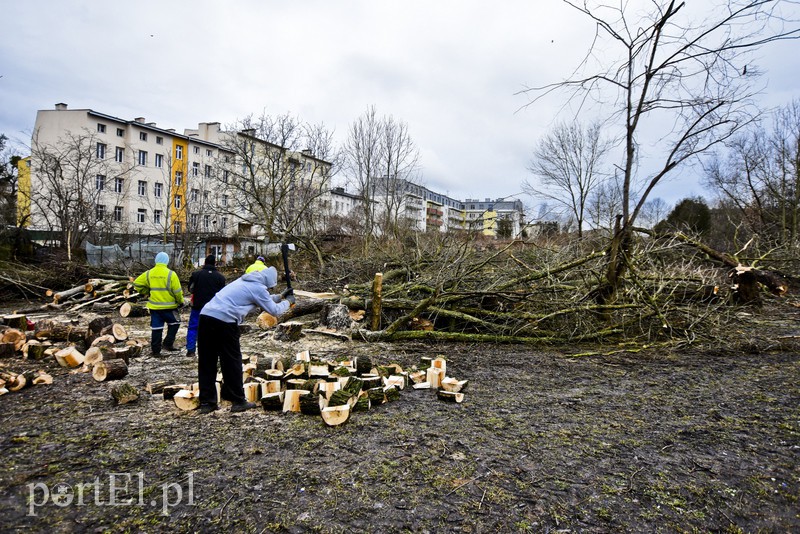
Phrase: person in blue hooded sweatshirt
[{"left": 197, "top": 266, "right": 295, "bottom": 413}]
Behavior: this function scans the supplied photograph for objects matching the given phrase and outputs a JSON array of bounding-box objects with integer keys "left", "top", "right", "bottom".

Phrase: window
[
  {"left": 190, "top": 214, "right": 198, "bottom": 228},
  {"left": 96, "top": 174, "right": 105, "bottom": 191},
  {"left": 116, "top": 128, "right": 124, "bottom": 137},
  {"left": 113, "top": 206, "right": 123, "bottom": 222},
  {"left": 137, "top": 208, "right": 146, "bottom": 223},
  {"left": 96, "top": 204, "right": 105, "bottom": 220},
  {"left": 192, "top": 162, "right": 199, "bottom": 176},
  {"left": 115, "top": 146, "right": 124, "bottom": 163},
  {"left": 138, "top": 180, "right": 147, "bottom": 196},
  {"left": 138, "top": 150, "right": 147, "bottom": 166},
  {"left": 155, "top": 154, "right": 163, "bottom": 168},
  {"left": 97, "top": 124, "right": 106, "bottom": 133},
  {"left": 204, "top": 215, "right": 210, "bottom": 230},
  {"left": 175, "top": 145, "right": 183, "bottom": 160},
  {"left": 96, "top": 143, "right": 106, "bottom": 159},
  {"left": 154, "top": 210, "right": 162, "bottom": 224},
  {"left": 203, "top": 191, "right": 209, "bottom": 201},
  {"left": 191, "top": 189, "right": 198, "bottom": 202},
  {"left": 174, "top": 195, "right": 182, "bottom": 209},
  {"left": 204, "top": 164, "right": 212, "bottom": 178},
  {"left": 206, "top": 149, "right": 213, "bottom": 157},
  {"left": 175, "top": 171, "right": 183, "bottom": 186},
  {"left": 154, "top": 182, "right": 163, "bottom": 198},
  {"left": 222, "top": 194, "right": 228, "bottom": 207},
  {"left": 156, "top": 136, "right": 163, "bottom": 145},
  {"left": 224, "top": 155, "right": 230, "bottom": 163},
  {"left": 193, "top": 146, "right": 200, "bottom": 154},
  {"left": 139, "top": 132, "right": 148, "bottom": 142},
  {"left": 222, "top": 170, "right": 229, "bottom": 183},
  {"left": 220, "top": 217, "right": 228, "bottom": 230},
  {"left": 114, "top": 177, "right": 124, "bottom": 193},
  {"left": 173, "top": 221, "right": 182, "bottom": 233}
]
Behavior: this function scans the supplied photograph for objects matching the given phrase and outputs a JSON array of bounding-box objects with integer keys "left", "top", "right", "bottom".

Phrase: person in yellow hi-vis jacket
[
  {"left": 133, "top": 252, "right": 184, "bottom": 356},
  {"left": 245, "top": 255, "right": 267, "bottom": 274}
]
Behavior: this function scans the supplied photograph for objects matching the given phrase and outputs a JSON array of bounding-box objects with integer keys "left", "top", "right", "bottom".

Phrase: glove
[
  {"left": 285, "top": 294, "right": 296, "bottom": 307},
  {"left": 280, "top": 287, "right": 294, "bottom": 299}
]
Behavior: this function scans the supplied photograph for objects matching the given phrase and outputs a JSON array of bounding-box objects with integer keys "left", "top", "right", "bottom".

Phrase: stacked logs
[
  {"left": 16, "top": 277, "right": 146, "bottom": 315},
  {"left": 165, "top": 351, "right": 468, "bottom": 424}
]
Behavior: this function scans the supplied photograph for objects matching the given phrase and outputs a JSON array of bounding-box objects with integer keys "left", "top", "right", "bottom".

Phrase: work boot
[
  {"left": 198, "top": 404, "right": 218, "bottom": 414},
  {"left": 163, "top": 323, "right": 181, "bottom": 351},
  {"left": 230, "top": 401, "right": 256, "bottom": 413}
]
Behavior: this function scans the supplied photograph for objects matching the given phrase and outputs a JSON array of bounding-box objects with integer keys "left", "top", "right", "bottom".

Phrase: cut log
[
  {"left": 299, "top": 392, "right": 322, "bottom": 415},
  {"left": 308, "top": 362, "right": 330, "bottom": 378},
  {"left": 437, "top": 390, "right": 465, "bottom": 403},
  {"left": 35, "top": 320, "right": 87, "bottom": 342},
  {"left": 32, "top": 372, "right": 53, "bottom": 385},
  {"left": 1, "top": 328, "right": 26, "bottom": 351},
  {"left": 243, "top": 382, "right": 262, "bottom": 403},
  {"left": 320, "top": 302, "right": 353, "bottom": 330},
  {"left": 356, "top": 355, "right": 372, "bottom": 376},
  {"left": 111, "top": 382, "right": 140, "bottom": 405},
  {"left": 85, "top": 316, "right": 113, "bottom": 345},
  {"left": 409, "top": 370, "right": 427, "bottom": 384},
  {"left": 54, "top": 346, "right": 85, "bottom": 368},
  {"left": 318, "top": 380, "right": 340, "bottom": 398},
  {"left": 91, "top": 334, "right": 117, "bottom": 347},
  {"left": 110, "top": 324, "right": 128, "bottom": 341},
  {"left": 0, "top": 342, "right": 16, "bottom": 358},
  {"left": 264, "top": 380, "right": 282, "bottom": 394},
  {"left": 25, "top": 340, "right": 52, "bottom": 361},
  {"left": 285, "top": 378, "right": 307, "bottom": 390},
  {"left": 427, "top": 367, "right": 444, "bottom": 388},
  {"left": 283, "top": 389, "right": 310, "bottom": 412},
  {"left": 274, "top": 321, "right": 304, "bottom": 342},
  {"left": 384, "top": 385, "right": 401, "bottom": 402},
  {"left": 440, "top": 377, "right": 469, "bottom": 393},
  {"left": 367, "top": 387, "right": 385, "bottom": 405},
  {"left": 256, "top": 312, "right": 278, "bottom": 329},
  {"left": 52, "top": 285, "right": 86, "bottom": 303},
  {"left": 321, "top": 404, "right": 351, "bottom": 426},
  {"left": 385, "top": 375, "right": 406, "bottom": 390},
  {"left": 412, "top": 382, "right": 431, "bottom": 390},
  {"left": 353, "top": 395, "right": 371, "bottom": 412},
  {"left": 328, "top": 389, "right": 355, "bottom": 408},
  {"left": 162, "top": 384, "right": 188, "bottom": 400},
  {"left": 261, "top": 391, "right": 284, "bottom": 411},
  {"left": 360, "top": 375, "right": 382, "bottom": 390},
  {"left": 119, "top": 302, "right": 148, "bottom": 318},
  {"left": 3, "top": 314, "right": 29, "bottom": 331},
  {"left": 145, "top": 380, "right": 176, "bottom": 394},
  {"left": 173, "top": 389, "right": 200, "bottom": 411},
  {"left": 92, "top": 359, "right": 129, "bottom": 382}
]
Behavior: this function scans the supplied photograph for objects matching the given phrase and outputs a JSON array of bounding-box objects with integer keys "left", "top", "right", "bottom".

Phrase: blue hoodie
[{"left": 200, "top": 266, "right": 289, "bottom": 324}]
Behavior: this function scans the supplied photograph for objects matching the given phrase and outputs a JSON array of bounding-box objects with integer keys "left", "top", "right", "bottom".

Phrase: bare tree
[
  {"left": 524, "top": 121, "right": 611, "bottom": 237},
  {"left": 520, "top": 0, "right": 799, "bottom": 300},
  {"left": 639, "top": 197, "right": 671, "bottom": 230},
  {"left": 27, "top": 130, "right": 121, "bottom": 259},
  {"left": 218, "top": 112, "right": 337, "bottom": 245},
  {"left": 344, "top": 106, "right": 420, "bottom": 249}
]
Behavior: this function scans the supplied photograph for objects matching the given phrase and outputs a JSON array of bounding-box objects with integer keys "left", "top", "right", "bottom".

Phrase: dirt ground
[{"left": 0, "top": 298, "right": 799, "bottom": 533}]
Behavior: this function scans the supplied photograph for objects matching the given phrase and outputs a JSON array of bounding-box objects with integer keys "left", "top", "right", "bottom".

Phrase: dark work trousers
[{"left": 197, "top": 315, "right": 246, "bottom": 406}]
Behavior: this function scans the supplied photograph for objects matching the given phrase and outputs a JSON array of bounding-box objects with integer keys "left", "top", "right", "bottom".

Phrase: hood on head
[
  {"left": 155, "top": 252, "right": 169, "bottom": 265},
  {"left": 246, "top": 266, "right": 278, "bottom": 288}
]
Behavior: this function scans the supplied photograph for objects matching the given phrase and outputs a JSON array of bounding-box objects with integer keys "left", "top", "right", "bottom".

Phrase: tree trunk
[{"left": 370, "top": 272, "right": 383, "bottom": 330}]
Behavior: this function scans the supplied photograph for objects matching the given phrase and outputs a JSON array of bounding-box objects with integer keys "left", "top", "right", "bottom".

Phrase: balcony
[{"left": 426, "top": 207, "right": 443, "bottom": 216}]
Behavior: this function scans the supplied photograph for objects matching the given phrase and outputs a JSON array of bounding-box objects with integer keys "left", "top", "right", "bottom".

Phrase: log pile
[
  {"left": 165, "top": 351, "right": 468, "bottom": 423},
  {"left": 0, "top": 369, "right": 53, "bottom": 395},
  {"left": 16, "top": 277, "right": 146, "bottom": 315}
]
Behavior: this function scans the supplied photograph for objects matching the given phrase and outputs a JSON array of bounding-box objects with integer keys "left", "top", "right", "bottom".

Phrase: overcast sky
[{"left": 1, "top": 0, "right": 798, "bottom": 211}]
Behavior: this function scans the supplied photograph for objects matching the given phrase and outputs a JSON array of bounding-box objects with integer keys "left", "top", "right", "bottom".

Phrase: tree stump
[
  {"left": 111, "top": 382, "right": 139, "bottom": 405},
  {"left": 320, "top": 303, "right": 352, "bottom": 331},
  {"left": 3, "top": 314, "right": 29, "bottom": 331},
  {"left": 92, "top": 359, "right": 129, "bottom": 382},
  {"left": 274, "top": 322, "right": 304, "bottom": 342}
]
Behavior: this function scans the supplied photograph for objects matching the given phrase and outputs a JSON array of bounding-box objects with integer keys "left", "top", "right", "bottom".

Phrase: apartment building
[
  {"left": 19, "top": 103, "right": 331, "bottom": 262},
  {"left": 352, "top": 178, "right": 525, "bottom": 237}
]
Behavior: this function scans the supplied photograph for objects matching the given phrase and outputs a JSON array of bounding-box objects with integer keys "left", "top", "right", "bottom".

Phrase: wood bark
[
  {"left": 370, "top": 272, "right": 383, "bottom": 330},
  {"left": 261, "top": 392, "right": 284, "bottom": 411},
  {"left": 35, "top": 320, "right": 87, "bottom": 342},
  {"left": 92, "top": 359, "right": 129, "bottom": 382},
  {"left": 3, "top": 314, "right": 28, "bottom": 331},
  {"left": 111, "top": 382, "right": 140, "bottom": 404}
]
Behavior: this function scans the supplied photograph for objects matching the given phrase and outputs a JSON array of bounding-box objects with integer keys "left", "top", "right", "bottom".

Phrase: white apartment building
[{"left": 19, "top": 103, "right": 331, "bottom": 262}]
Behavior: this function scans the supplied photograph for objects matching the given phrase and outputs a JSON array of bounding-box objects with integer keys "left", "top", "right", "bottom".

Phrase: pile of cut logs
[
  {"left": 158, "top": 350, "right": 468, "bottom": 425},
  {"left": 13, "top": 277, "right": 144, "bottom": 315},
  {"left": 0, "top": 312, "right": 146, "bottom": 396}
]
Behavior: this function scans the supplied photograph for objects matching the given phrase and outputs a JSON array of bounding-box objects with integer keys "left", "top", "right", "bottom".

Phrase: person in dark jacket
[{"left": 186, "top": 254, "right": 226, "bottom": 357}]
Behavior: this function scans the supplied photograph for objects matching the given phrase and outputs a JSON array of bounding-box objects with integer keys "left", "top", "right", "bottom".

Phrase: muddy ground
[{"left": 0, "top": 298, "right": 799, "bottom": 533}]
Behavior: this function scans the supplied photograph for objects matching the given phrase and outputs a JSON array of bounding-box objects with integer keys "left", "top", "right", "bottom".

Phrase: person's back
[{"left": 186, "top": 254, "right": 226, "bottom": 357}]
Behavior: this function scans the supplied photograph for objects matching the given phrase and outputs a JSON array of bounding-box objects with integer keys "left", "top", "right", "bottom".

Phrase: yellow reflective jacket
[
  {"left": 245, "top": 260, "right": 267, "bottom": 274},
  {"left": 133, "top": 264, "right": 184, "bottom": 310}
]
